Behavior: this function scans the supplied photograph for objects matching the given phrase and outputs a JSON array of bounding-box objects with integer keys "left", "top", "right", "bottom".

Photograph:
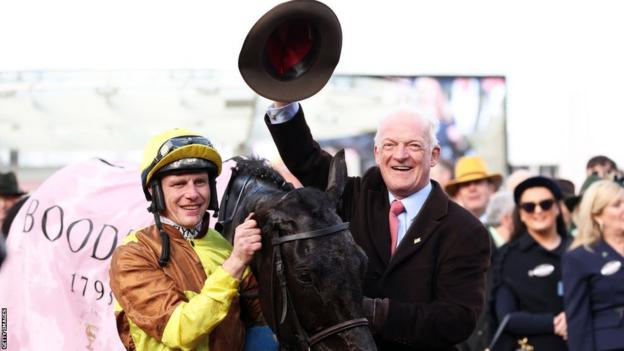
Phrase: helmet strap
[
  {"left": 154, "top": 213, "right": 171, "bottom": 267},
  {"left": 209, "top": 177, "right": 219, "bottom": 218},
  {"left": 146, "top": 178, "right": 170, "bottom": 267},
  {"left": 149, "top": 179, "right": 166, "bottom": 214}
]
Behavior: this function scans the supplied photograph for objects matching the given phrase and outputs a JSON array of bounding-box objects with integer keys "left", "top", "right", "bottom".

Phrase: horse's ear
[{"left": 326, "top": 149, "right": 347, "bottom": 208}]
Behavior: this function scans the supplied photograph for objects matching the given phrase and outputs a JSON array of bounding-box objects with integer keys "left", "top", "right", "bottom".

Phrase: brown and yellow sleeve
[
  {"left": 110, "top": 241, "right": 185, "bottom": 340},
  {"left": 239, "top": 272, "right": 266, "bottom": 326}
]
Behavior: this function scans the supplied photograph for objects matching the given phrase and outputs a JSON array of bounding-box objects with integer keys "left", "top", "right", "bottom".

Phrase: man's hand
[
  {"left": 223, "top": 213, "right": 262, "bottom": 279},
  {"left": 553, "top": 311, "right": 567, "bottom": 340},
  {"left": 362, "top": 296, "right": 390, "bottom": 335},
  {"left": 273, "top": 101, "right": 288, "bottom": 108}
]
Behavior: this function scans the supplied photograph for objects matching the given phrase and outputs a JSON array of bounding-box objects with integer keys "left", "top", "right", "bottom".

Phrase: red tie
[{"left": 389, "top": 200, "right": 405, "bottom": 255}]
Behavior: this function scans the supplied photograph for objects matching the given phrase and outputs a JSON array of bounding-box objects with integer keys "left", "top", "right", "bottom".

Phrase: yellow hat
[
  {"left": 444, "top": 156, "right": 502, "bottom": 196},
  {"left": 140, "top": 128, "right": 222, "bottom": 200}
]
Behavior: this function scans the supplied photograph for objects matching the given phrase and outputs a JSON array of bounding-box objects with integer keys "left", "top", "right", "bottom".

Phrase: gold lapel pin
[{"left": 413, "top": 237, "right": 422, "bottom": 245}]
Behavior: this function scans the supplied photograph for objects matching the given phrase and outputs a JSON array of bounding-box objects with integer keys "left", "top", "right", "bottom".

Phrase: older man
[
  {"left": 445, "top": 155, "right": 502, "bottom": 222},
  {"left": 264, "top": 102, "right": 490, "bottom": 350}
]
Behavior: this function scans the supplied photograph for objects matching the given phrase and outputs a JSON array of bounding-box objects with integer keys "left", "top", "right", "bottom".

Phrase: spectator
[
  {"left": 458, "top": 190, "right": 515, "bottom": 351},
  {"left": 564, "top": 174, "right": 603, "bottom": 235},
  {"left": 445, "top": 155, "right": 502, "bottom": 222},
  {"left": 586, "top": 155, "right": 617, "bottom": 180},
  {"left": 491, "top": 176, "right": 571, "bottom": 350},
  {"left": 562, "top": 180, "right": 624, "bottom": 351},
  {"left": 0, "top": 171, "right": 26, "bottom": 234},
  {"left": 555, "top": 178, "right": 576, "bottom": 231},
  {"left": 430, "top": 158, "right": 453, "bottom": 190},
  {"left": 485, "top": 191, "right": 515, "bottom": 249},
  {"left": 1, "top": 195, "right": 29, "bottom": 238},
  {"left": 503, "top": 169, "right": 535, "bottom": 193}
]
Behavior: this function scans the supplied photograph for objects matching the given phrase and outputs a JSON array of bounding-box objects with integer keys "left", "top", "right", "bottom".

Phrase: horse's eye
[{"left": 296, "top": 268, "right": 313, "bottom": 285}]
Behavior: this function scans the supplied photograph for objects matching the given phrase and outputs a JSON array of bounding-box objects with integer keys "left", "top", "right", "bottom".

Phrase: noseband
[{"left": 272, "top": 222, "right": 369, "bottom": 350}]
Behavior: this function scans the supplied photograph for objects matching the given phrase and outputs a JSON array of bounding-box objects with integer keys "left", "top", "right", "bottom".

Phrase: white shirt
[
  {"left": 266, "top": 102, "right": 300, "bottom": 124},
  {"left": 388, "top": 183, "right": 432, "bottom": 250}
]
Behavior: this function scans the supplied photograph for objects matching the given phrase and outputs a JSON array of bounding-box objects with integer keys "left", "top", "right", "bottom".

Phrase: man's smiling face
[
  {"left": 159, "top": 172, "right": 210, "bottom": 228},
  {"left": 374, "top": 111, "right": 440, "bottom": 199}
]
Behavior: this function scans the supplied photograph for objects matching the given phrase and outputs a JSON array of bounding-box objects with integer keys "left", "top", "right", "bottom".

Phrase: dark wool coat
[
  {"left": 563, "top": 240, "right": 624, "bottom": 351},
  {"left": 266, "top": 109, "right": 490, "bottom": 351}
]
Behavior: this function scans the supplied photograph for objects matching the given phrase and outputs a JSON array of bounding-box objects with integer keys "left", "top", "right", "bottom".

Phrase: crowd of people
[
  {"left": 4, "top": 1, "right": 622, "bottom": 350},
  {"left": 1, "top": 104, "right": 623, "bottom": 351},
  {"left": 1, "top": 101, "right": 623, "bottom": 351},
  {"left": 435, "top": 154, "right": 624, "bottom": 351}
]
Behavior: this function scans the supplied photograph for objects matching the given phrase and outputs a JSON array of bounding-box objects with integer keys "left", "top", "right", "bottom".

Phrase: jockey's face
[{"left": 159, "top": 172, "right": 210, "bottom": 228}]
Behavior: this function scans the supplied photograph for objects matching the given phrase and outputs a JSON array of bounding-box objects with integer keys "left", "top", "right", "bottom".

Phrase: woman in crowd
[
  {"left": 491, "top": 176, "right": 570, "bottom": 350},
  {"left": 562, "top": 180, "right": 624, "bottom": 351}
]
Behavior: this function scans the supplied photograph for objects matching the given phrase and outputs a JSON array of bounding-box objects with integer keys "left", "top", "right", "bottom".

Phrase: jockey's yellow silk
[{"left": 112, "top": 227, "right": 255, "bottom": 351}]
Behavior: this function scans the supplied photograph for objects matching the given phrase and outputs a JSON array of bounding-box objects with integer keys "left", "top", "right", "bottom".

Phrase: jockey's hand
[{"left": 223, "top": 213, "right": 262, "bottom": 279}]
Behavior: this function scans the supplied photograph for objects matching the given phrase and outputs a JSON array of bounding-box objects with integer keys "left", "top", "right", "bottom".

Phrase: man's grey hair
[
  {"left": 373, "top": 107, "right": 439, "bottom": 149},
  {"left": 485, "top": 191, "right": 515, "bottom": 226}
]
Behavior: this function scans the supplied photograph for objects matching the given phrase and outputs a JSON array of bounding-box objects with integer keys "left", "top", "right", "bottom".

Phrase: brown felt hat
[{"left": 238, "top": 0, "right": 342, "bottom": 101}]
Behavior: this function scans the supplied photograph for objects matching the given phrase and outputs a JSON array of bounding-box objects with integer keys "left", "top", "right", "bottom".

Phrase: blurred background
[{"left": 0, "top": 0, "right": 621, "bottom": 190}]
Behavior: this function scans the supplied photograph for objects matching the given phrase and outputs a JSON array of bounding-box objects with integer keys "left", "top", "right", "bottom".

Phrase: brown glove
[{"left": 362, "top": 296, "right": 390, "bottom": 335}]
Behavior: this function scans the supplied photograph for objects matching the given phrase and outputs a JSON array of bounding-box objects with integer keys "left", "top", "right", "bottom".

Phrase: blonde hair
[{"left": 571, "top": 180, "right": 624, "bottom": 250}]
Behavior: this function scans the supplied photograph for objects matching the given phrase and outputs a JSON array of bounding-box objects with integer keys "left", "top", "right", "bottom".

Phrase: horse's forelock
[{"left": 231, "top": 156, "right": 293, "bottom": 192}]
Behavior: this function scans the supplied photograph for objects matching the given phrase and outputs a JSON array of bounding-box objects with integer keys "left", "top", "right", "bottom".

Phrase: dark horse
[{"left": 216, "top": 151, "right": 376, "bottom": 351}]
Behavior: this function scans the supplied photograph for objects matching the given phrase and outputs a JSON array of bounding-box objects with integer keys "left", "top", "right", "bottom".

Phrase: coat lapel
[
  {"left": 367, "top": 188, "right": 392, "bottom": 266},
  {"left": 388, "top": 182, "right": 449, "bottom": 271}
]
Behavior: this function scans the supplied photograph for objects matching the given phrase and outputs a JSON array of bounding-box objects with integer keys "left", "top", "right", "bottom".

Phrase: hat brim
[
  {"left": 444, "top": 174, "right": 502, "bottom": 197},
  {"left": 238, "top": 0, "right": 342, "bottom": 101},
  {"left": 513, "top": 176, "right": 563, "bottom": 204},
  {"left": 0, "top": 190, "right": 26, "bottom": 197},
  {"left": 564, "top": 195, "right": 581, "bottom": 212}
]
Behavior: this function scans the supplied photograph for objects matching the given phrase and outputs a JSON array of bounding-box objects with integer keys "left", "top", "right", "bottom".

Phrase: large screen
[{"left": 253, "top": 75, "right": 508, "bottom": 182}]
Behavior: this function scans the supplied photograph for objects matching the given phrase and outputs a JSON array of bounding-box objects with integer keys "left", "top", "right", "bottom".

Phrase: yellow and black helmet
[
  {"left": 140, "top": 128, "right": 222, "bottom": 208},
  {"left": 140, "top": 128, "right": 222, "bottom": 267}
]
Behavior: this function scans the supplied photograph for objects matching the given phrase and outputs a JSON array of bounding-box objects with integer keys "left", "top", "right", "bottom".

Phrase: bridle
[
  {"left": 271, "top": 222, "right": 369, "bottom": 350},
  {"left": 217, "top": 167, "right": 369, "bottom": 350},
  {"left": 215, "top": 172, "right": 253, "bottom": 234}
]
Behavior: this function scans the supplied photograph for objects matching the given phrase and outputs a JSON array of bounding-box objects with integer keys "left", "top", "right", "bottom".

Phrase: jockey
[{"left": 109, "top": 128, "right": 268, "bottom": 351}]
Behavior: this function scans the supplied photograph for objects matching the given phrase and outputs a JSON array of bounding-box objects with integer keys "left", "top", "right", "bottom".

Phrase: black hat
[
  {"left": 0, "top": 172, "right": 26, "bottom": 197},
  {"left": 555, "top": 178, "right": 575, "bottom": 200},
  {"left": 513, "top": 176, "right": 563, "bottom": 204},
  {"left": 563, "top": 174, "right": 602, "bottom": 212},
  {"left": 238, "top": 0, "right": 342, "bottom": 101}
]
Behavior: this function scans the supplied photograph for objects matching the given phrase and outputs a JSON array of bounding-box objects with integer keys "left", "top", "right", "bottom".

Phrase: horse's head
[
  {"left": 218, "top": 152, "right": 376, "bottom": 350},
  {"left": 216, "top": 156, "right": 293, "bottom": 242}
]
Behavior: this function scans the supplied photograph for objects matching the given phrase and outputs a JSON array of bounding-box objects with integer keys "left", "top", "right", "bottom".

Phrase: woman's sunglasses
[{"left": 519, "top": 199, "right": 556, "bottom": 213}]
